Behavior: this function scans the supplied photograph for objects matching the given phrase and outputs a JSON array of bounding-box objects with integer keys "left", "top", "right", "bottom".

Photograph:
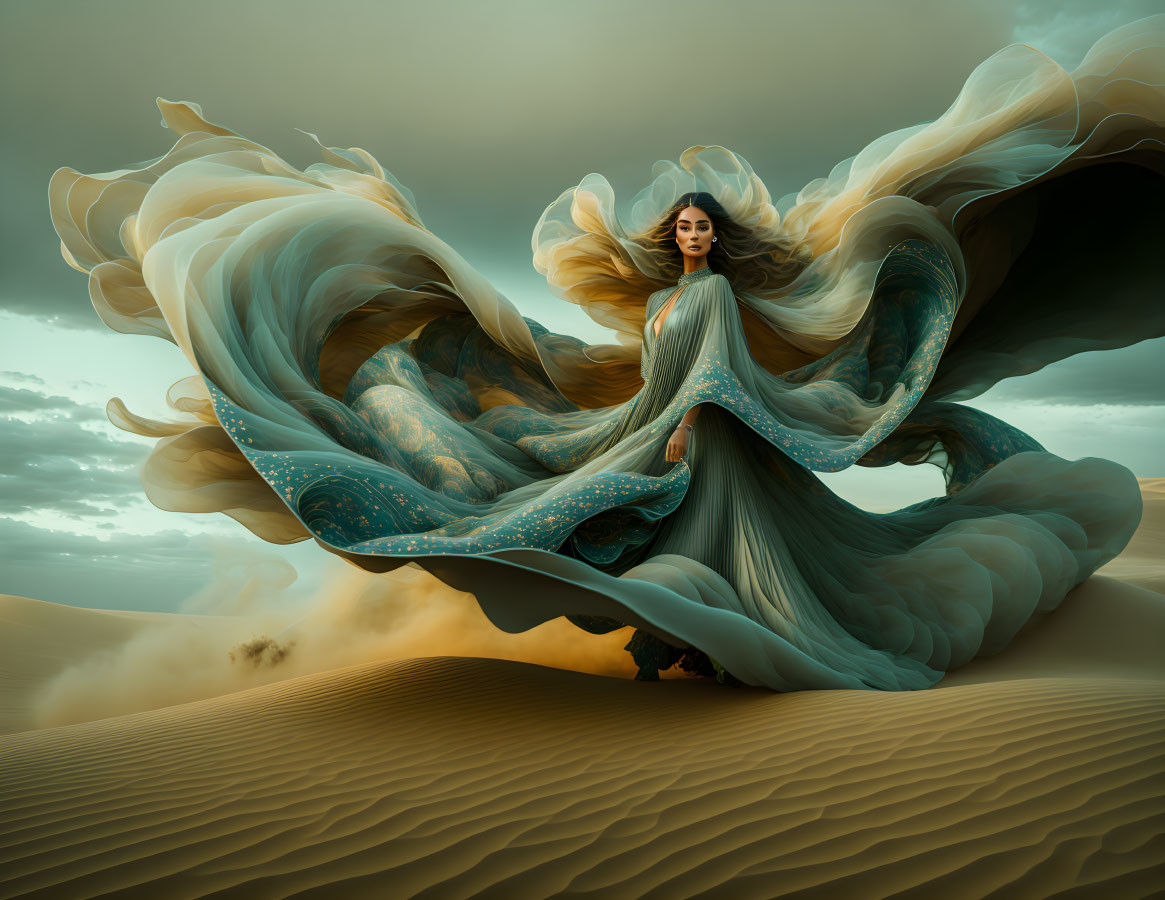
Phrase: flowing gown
[{"left": 47, "top": 16, "right": 1165, "bottom": 689}]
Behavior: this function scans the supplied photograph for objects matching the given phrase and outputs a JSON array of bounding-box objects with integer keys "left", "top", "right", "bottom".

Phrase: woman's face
[{"left": 674, "top": 205, "right": 714, "bottom": 260}]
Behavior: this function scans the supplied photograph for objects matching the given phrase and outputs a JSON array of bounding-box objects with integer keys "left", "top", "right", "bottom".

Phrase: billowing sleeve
[{"left": 701, "top": 274, "right": 764, "bottom": 377}]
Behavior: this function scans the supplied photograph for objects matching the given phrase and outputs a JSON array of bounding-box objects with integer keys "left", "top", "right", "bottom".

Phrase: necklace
[{"left": 677, "top": 267, "right": 715, "bottom": 285}]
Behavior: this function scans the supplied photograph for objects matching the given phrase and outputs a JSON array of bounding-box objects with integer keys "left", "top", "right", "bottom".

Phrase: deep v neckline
[{"left": 653, "top": 284, "right": 687, "bottom": 339}]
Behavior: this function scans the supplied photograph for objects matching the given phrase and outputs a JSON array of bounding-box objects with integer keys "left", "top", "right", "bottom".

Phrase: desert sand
[{"left": 0, "top": 479, "right": 1162, "bottom": 898}]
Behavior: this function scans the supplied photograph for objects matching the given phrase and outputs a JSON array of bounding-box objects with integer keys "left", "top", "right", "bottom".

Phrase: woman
[{"left": 48, "top": 17, "right": 1165, "bottom": 689}]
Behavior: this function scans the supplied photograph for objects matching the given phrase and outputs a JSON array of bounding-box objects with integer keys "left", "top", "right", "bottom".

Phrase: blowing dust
[{"left": 29, "top": 542, "right": 652, "bottom": 729}]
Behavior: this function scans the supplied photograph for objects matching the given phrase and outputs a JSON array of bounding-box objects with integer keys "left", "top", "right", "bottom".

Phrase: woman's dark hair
[{"left": 643, "top": 191, "right": 808, "bottom": 294}]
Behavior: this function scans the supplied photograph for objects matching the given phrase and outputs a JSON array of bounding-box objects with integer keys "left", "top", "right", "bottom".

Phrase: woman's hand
[{"left": 666, "top": 425, "right": 691, "bottom": 463}]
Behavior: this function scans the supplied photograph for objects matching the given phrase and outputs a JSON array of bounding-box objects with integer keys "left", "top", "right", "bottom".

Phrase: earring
[{"left": 712, "top": 237, "right": 717, "bottom": 242}]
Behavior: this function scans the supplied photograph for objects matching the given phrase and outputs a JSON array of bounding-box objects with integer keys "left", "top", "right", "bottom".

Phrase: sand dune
[
  {"left": 1097, "top": 477, "right": 1165, "bottom": 594},
  {"left": 0, "top": 598, "right": 253, "bottom": 735},
  {"left": 0, "top": 479, "right": 1161, "bottom": 898},
  {"left": 0, "top": 661, "right": 1161, "bottom": 897}
]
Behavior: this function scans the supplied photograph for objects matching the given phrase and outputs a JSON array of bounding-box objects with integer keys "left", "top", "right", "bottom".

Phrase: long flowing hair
[{"left": 642, "top": 191, "right": 809, "bottom": 294}]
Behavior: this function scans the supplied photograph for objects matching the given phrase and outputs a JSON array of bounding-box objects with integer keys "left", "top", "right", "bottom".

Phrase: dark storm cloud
[
  {"left": 981, "top": 337, "right": 1165, "bottom": 407},
  {"left": 0, "top": 516, "right": 205, "bottom": 566},
  {"left": 0, "top": 516, "right": 216, "bottom": 610},
  {"left": 0, "top": 384, "right": 104, "bottom": 418},
  {"left": 0, "top": 391, "right": 147, "bottom": 517},
  {"left": 0, "top": 0, "right": 1025, "bottom": 326},
  {"left": 5, "top": 0, "right": 1157, "bottom": 327}
]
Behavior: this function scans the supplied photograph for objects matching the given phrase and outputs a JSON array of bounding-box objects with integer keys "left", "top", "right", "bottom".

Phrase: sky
[{"left": 1, "top": 0, "right": 1162, "bottom": 613}]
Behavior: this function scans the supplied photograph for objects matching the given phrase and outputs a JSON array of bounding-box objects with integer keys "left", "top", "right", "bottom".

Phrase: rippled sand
[{"left": 1, "top": 480, "right": 1161, "bottom": 898}]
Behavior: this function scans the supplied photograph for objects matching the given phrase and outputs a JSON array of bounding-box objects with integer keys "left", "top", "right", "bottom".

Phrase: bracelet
[{"left": 676, "top": 423, "right": 693, "bottom": 432}]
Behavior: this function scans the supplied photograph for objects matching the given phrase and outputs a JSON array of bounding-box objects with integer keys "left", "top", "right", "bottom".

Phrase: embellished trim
[{"left": 677, "top": 267, "right": 715, "bottom": 285}]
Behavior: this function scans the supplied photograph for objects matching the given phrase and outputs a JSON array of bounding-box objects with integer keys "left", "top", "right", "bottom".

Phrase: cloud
[
  {"left": 0, "top": 516, "right": 208, "bottom": 568},
  {"left": 0, "top": 371, "right": 46, "bottom": 385},
  {"left": 0, "top": 384, "right": 105, "bottom": 418},
  {"left": 2, "top": 0, "right": 1026, "bottom": 328},
  {"left": 979, "top": 338, "right": 1165, "bottom": 407},
  {"left": 7, "top": 1, "right": 1156, "bottom": 336},
  {"left": 0, "top": 409, "right": 146, "bottom": 518},
  {"left": 0, "top": 515, "right": 219, "bottom": 610},
  {"left": 1010, "top": 0, "right": 1162, "bottom": 67}
]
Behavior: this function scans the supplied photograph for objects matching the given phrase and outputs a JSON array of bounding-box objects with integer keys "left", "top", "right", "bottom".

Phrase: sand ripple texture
[
  {"left": 1, "top": 653, "right": 1163, "bottom": 899},
  {"left": 1, "top": 480, "right": 1162, "bottom": 898}
]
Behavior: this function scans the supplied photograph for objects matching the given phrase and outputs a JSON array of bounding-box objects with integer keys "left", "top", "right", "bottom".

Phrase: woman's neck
[{"left": 683, "top": 259, "right": 710, "bottom": 275}]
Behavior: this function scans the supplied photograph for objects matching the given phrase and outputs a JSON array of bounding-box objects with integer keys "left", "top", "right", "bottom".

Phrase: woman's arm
[
  {"left": 680, "top": 404, "right": 705, "bottom": 429},
  {"left": 666, "top": 404, "right": 705, "bottom": 462}
]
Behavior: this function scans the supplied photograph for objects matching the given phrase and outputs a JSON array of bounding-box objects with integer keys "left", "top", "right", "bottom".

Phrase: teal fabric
[
  {"left": 47, "top": 16, "right": 1165, "bottom": 690},
  {"left": 197, "top": 241, "right": 1142, "bottom": 691}
]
